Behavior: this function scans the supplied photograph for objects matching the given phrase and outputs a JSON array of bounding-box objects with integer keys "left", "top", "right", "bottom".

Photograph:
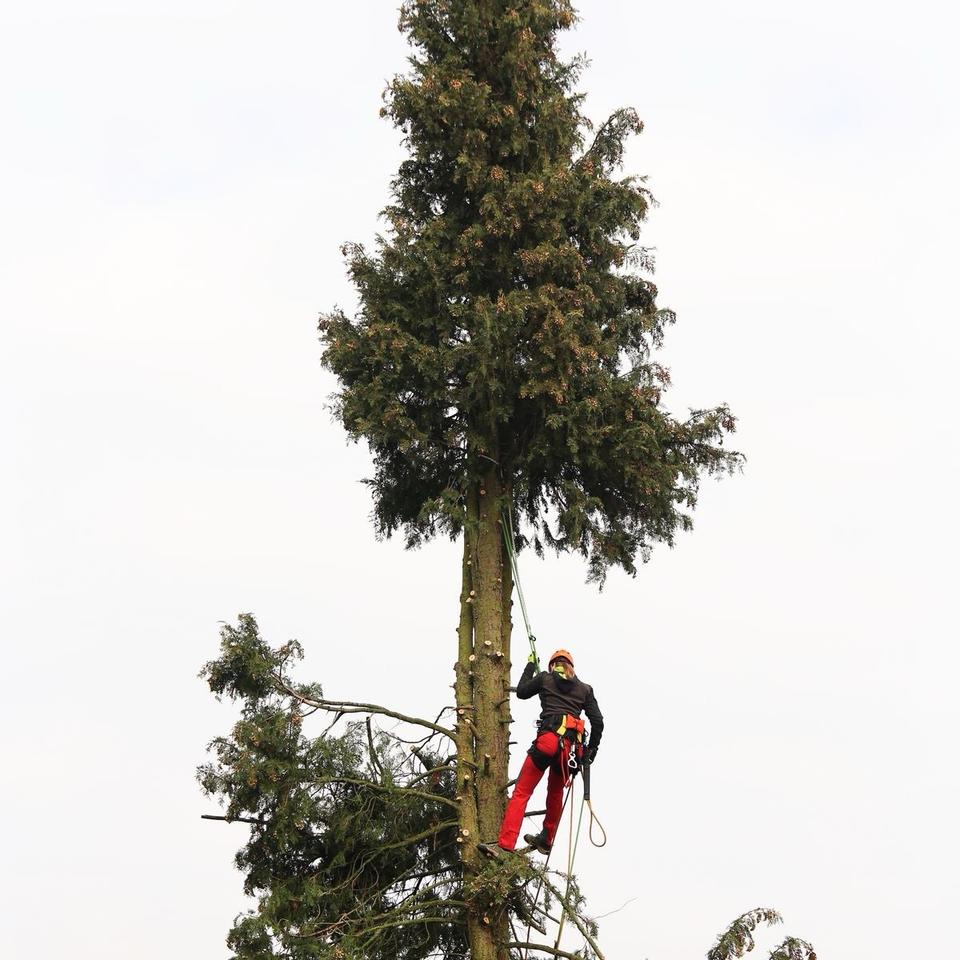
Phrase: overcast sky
[{"left": 2, "top": 2, "right": 958, "bottom": 958}]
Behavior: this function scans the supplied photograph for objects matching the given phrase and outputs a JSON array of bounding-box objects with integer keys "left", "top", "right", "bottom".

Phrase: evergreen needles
[{"left": 320, "top": 0, "right": 741, "bottom": 582}]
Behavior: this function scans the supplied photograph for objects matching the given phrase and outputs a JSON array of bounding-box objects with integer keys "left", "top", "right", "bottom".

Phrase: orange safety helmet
[{"left": 548, "top": 648, "right": 574, "bottom": 669}]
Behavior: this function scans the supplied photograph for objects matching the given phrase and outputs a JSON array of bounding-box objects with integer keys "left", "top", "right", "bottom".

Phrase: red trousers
[{"left": 498, "top": 731, "right": 577, "bottom": 850}]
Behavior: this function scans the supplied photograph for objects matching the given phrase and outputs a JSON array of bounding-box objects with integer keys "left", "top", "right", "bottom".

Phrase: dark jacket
[{"left": 516, "top": 661, "right": 604, "bottom": 751}]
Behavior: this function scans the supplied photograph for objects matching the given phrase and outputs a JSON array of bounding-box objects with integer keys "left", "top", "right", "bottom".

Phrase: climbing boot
[{"left": 523, "top": 829, "right": 551, "bottom": 855}]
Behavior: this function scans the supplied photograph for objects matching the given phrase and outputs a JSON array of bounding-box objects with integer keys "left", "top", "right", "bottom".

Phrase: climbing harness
[
  {"left": 551, "top": 715, "right": 585, "bottom": 782},
  {"left": 546, "top": 713, "right": 585, "bottom": 741}
]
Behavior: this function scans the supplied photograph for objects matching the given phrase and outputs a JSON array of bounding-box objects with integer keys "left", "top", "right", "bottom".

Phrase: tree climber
[{"left": 496, "top": 649, "right": 604, "bottom": 854}]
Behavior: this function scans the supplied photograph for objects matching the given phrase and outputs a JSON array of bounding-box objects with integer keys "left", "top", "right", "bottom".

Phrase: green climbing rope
[{"left": 501, "top": 502, "right": 538, "bottom": 662}]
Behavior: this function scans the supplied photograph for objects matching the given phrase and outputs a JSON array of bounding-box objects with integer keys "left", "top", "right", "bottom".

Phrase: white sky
[{"left": 2, "top": 2, "right": 958, "bottom": 958}]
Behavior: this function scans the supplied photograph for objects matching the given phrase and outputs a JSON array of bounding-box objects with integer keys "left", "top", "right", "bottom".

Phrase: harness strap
[{"left": 541, "top": 713, "right": 585, "bottom": 740}]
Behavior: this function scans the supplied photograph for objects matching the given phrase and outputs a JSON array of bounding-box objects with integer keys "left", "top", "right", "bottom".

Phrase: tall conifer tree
[
  {"left": 325, "top": 0, "right": 736, "bottom": 929},
  {"left": 199, "top": 5, "right": 812, "bottom": 960},
  {"left": 317, "top": 3, "right": 739, "bottom": 957}
]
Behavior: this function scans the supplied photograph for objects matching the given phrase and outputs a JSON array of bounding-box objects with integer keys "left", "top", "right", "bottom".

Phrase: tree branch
[
  {"left": 593, "top": 896, "right": 639, "bottom": 920},
  {"left": 539, "top": 874, "right": 606, "bottom": 960},
  {"left": 200, "top": 813, "right": 264, "bottom": 825},
  {"left": 379, "top": 820, "right": 459, "bottom": 853},
  {"left": 366, "top": 717, "right": 385, "bottom": 781},
  {"left": 280, "top": 683, "right": 456, "bottom": 740},
  {"left": 508, "top": 941, "right": 582, "bottom": 960},
  {"left": 356, "top": 912, "right": 468, "bottom": 943},
  {"left": 408, "top": 764, "right": 458, "bottom": 788},
  {"left": 309, "top": 776, "right": 461, "bottom": 811}
]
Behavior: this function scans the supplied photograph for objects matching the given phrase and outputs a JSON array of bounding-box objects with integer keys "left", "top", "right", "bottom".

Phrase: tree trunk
[
  {"left": 473, "top": 465, "right": 512, "bottom": 841},
  {"left": 456, "top": 466, "right": 513, "bottom": 960}
]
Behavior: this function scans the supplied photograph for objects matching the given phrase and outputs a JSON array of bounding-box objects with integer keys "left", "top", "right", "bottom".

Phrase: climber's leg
[{"left": 498, "top": 732, "right": 559, "bottom": 850}]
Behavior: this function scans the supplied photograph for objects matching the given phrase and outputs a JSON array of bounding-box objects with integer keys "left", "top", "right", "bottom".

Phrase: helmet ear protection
[{"left": 547, "top": 648, "right": 574, "bottom": 669}]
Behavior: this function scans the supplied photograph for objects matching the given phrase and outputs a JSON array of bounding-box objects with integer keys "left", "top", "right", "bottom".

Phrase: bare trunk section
[
  {"left": 473, "top": 465, "right": 511, "bottom": 841},
  {"left": 455, "top": 486, "right": 486, "bottom": 957},
  {"left": 457, "top": 469, "right": 513, "bottom": 960},
  {"left": 455, "top": 501, "right": 478, "bottom": 824}
]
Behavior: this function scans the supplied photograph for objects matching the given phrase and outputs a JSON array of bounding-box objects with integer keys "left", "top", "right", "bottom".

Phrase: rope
[
  {"left": 587, "top": 799, "right": 608, "bottom": 848},
  {"left": 521, "top": 778, "right": 575, "bottom": 960},
  {"left": 500, "top": 502, "right": 538, "bottom": 661},
  {"left": 521, "top": 760, "right": 595, "bottom": 959},
  {"left": 582, "top": 760, "right": 608, "bottom": 848},
  {"left": 554, "top": 786, "right": 586, "bottom": 951}
]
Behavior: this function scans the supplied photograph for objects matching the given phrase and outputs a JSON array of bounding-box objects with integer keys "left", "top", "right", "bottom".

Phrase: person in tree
[{"left": 497, "top": 649, "right": 603, "bottom": 854}]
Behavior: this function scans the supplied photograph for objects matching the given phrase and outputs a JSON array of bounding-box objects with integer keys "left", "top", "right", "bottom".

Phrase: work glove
[
  {"left": 527, "top": 652, "right": 540, "bottom": 672},
  {"left": 585, "top": 744, "right": 598, "bottom": 766}
]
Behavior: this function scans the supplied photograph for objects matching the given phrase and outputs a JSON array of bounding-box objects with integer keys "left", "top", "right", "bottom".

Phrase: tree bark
[
  {"left": 457, "top": 466, "right": 513, "bottom": 960},
  {"left": 456, "top": 486, "right": 486, "bottom": 956},
  {"left": 473, "top": 464, "right": 511, "bottom": 841}
]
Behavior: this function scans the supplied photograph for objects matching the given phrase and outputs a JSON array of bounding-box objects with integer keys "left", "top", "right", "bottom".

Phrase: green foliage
[
  {"left": 767, "top": 939, "right": 817, "bottom": 960},
  {"left": 199, "top": 615, "right": 467, "bottom": 960},
  {"left": 201, "top": 615, "right": 610, "bottom": 960},
  {"left": 462, "top": 848, "right": 537, "bottom": 925},
  {"left": 321, "top": 0, "right": 741, "bottom": 579},
  {"left": 200, "top": 618, "right": 816, "bottom": 959},
  {"left": 707, "top": 909, "right": 816, "bottom": 960}
]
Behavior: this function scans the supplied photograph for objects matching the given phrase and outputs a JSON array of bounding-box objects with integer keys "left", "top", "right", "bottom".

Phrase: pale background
[{"left": 2, "top": 1, "right": 957, "bottom": 957}]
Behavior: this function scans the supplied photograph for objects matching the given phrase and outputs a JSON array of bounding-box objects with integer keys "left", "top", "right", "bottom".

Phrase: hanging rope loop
[{"left": 587, "top": 800, "right": 608, "bottom": 848}]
